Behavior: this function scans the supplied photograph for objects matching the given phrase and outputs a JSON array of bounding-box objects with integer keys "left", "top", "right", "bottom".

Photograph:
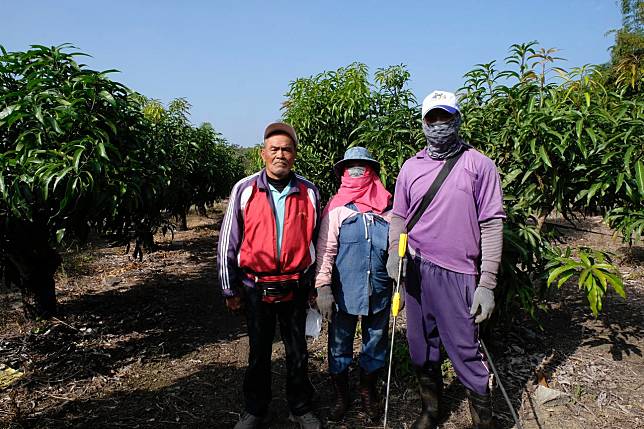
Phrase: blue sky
[{"left": 2, "top": 0, "right": 622, "bottom": 147}]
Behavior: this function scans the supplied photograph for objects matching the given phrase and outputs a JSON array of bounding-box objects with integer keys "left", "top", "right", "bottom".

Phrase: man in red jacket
[{"left": 218, "top": 122, "right": 322, "bottom": 429}]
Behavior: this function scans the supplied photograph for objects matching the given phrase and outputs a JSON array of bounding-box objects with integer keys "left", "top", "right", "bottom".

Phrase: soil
[{"left": 0, "top": 208, "right": 642, "bottom": 429}]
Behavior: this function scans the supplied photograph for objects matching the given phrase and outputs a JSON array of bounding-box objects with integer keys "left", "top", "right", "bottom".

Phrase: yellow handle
[
  {"left": 398, "top": 233, "right": 408, "bottom": 258},
  {"left": 392, "top": 292, "right": 400, "bottom": 317}
]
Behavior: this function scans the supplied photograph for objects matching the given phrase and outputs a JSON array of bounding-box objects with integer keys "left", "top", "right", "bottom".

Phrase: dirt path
[{"left": 0, "top": 211, "right": 642, "bottom": 428}]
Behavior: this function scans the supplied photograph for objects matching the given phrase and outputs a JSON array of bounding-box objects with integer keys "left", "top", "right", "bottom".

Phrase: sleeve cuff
[
  {"left": 478, "top": 271, "right": 497, "bottom": 289},
  {"left": 222, "top": 288, "right": 237, "bottom": 298}
]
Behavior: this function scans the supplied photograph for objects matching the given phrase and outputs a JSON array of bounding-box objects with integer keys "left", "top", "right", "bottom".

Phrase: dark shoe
[
  {"left": 359, "top": 368, "right": 381, "bottom": 422},
  {"left": 288, "top": 411, "right": 322, "bottom": 429},
  {"left": 466, "top": 389, "right": 496, "bottom": 429},
  {"left": 411, "top": 363, "right": 443, "bottom": 429},
  {"left": 329, "top": 369, "right": 350, "bottom": 421},
  {"left": 233, "top": 411, "right": 270, "bottom": 429}
]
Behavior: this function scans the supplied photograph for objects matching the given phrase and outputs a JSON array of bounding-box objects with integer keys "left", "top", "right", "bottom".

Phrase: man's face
[
  {"left": 262, "top": 133, "right": 296, "bottom": 179},
  {"left": 424, "top": 108, "right": 455, "bottom": 125}
]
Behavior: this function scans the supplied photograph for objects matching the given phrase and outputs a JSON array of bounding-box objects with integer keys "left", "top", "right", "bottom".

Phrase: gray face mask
[
  {"left": 347, "top": 166, "right": 366, "bottom": 177},
  {"left": 423, "top": 114, "right": 464, "bottom": 160}
]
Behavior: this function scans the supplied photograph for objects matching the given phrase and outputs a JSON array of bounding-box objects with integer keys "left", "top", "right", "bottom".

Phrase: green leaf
[
  {"left": 53, "top": 166, "right": 73, "bottom": 190},
  {"left": 605, "top": 272, "right": 626, "bottom": 298},
  {"left": 0, "top": 105, "right": 15, "bottom": 120},
  {"left": 99, "top": 90, "right": 116, "bottom": 106},
  {"left": 585, "top": 128, "right": 597, "bottom": 146},
  {"left": 56, "top": 228, "right": 66, "bottom": 243},
  {"left": 635, "top": 159, "right": 644, "bottom": 196},
  {"left": 98, "top": 142, "right": 108, "bottom": 159},
  {"left": 73, "top": 148, "right": 84, "bottom": 172},
  {"left": 547, "top": 265, "right": 574, "bottom": 286},
  {"left": 575, "top": 118, "right": 583, "bottom": 139},
  {"left": 624, "top": 146, "right": 635, "bottom": 174},
  {"left": 586, "top": 182, "right": 602, "bottom": 205},
  {"left": 557, "top": 271, "right": 575, "bottom": 289},
  {"left": 539, "top": 146, "right": 552, "bottom": 167},
  {"left": 47, "top": 116, "right": 62, "bottom": 134},
  {"left": 592, "top": 268, "right": 608, "bottom": 290},
  {"left": 616, "top": 172, "right": 625, "bottom": 193},
  {"left": 587, "top": 278, "right": 599, "bottom": 317},
  {"left": 35, "top": 105, "right": 44, "bottom": 124},
  {"left": 578, "top": 268, "right": 591, "bottom": 289},
  {"left": 579, "top": 253, "right": 592, "bottom": 267}
]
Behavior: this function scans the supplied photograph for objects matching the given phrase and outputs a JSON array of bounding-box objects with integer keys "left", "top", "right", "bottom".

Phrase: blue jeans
[{"left": 328, "top": 306, "right": 390, "bottom": 374}]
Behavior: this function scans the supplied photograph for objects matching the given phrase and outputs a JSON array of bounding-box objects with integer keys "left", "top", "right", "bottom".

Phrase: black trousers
[{"left": 242, "top": 285, "right": 314, "bottom": 416}]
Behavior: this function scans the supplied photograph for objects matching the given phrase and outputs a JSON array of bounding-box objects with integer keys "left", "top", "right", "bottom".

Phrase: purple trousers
[{"left": 405, "top": 256, "right": 490, "bottom": 395}]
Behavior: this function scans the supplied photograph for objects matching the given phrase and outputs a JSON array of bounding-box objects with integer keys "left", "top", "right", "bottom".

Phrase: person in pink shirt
[
  {"left": 314, "top": 147, "right": 393, "bottom": 423},
  {"left": 387, "top": 90, "right": 505, "bottom": 429}
]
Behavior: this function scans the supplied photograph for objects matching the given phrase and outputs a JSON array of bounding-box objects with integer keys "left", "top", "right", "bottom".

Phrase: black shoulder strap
[{"left": 405, "top": 149, "right": 466, "bottom": 233}]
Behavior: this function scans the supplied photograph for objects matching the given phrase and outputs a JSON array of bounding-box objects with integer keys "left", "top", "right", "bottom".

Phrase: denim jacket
[{"left": 315, "top": 204, "right": 392, "bottom": 315}]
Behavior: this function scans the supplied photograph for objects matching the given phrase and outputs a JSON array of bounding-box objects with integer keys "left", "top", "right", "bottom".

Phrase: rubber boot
[
  {"left": 411, "top": 363, "right": 443, "bottom": 429},
  {"left": 466, "top": 389, "right": 496, "bottom": 429},
  {"left": 329, "top": 369, "right": 350, "bottom": 421},
  {"left": 359, "top": 368, "right": 381, "bottom": 422}
]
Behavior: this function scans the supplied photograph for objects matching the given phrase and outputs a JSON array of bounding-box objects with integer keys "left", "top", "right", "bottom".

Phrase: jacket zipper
[{"left": 271, "top": 189, "right": 281, "bottom": 273}]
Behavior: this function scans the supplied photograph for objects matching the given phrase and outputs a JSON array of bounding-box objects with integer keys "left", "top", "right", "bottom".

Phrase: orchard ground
[{"left": 0, "top": 205, "right": 642, "bottom": 428}]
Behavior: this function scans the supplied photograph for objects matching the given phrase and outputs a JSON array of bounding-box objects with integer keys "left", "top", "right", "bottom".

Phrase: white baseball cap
[{"left": 421, "top": 90, "right": 460, "bottom": 118}]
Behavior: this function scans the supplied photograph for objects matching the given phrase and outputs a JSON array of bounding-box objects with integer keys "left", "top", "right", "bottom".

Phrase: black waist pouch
[{"left": 257, "top": 280, "right": 298, "bottom": 303}]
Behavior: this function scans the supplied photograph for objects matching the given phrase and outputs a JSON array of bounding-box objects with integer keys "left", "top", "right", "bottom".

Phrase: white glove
[{"left": 470, "top": 287, "right": 495, "bottom": 324}]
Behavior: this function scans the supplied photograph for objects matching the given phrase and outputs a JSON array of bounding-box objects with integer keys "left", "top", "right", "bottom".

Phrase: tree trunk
[
  {"left": 4, "top": 221, "right": 61, "bottom": 319},
  {"left": 536, "top": 208, "right": 552, "bottom": 232},
  {"left": 177, "top": 208, "right": 188, "bottom": 231}
]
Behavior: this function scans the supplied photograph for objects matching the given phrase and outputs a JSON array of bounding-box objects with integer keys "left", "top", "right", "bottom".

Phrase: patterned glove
[
  {"left": 316, "top": 285, "right": 335, "bottom": 320},
  {"left": 469, "top": 286, "right": 495, "bottom": 323}
]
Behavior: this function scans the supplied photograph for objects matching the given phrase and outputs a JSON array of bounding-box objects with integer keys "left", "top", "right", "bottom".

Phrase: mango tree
[
  {"left": 143, "top": 98, "right": 244, "bottom": 230},
  {"left": 283, "top": 63, "right": 420, "bottom": 200},
  {"left": 458, "top": 41, "right": 638, "bottom": 319},
  {"left": 0, "top": 45, "right": 244, "bottom": 318},
  {"left": 0, "top": 44, "right": 157, "bottom": 317},
  {"left": 283, "top": 62, "right": 373, "bottom": 200}
]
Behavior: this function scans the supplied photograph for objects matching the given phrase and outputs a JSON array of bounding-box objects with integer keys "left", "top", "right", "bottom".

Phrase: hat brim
[
  {"left": 424, "top": 105, "right": 459, "bottom": 116},
  {"left": 422, "top": 104, "right": 460, "bottom": 119},
  {"left": 333, "top": 158, "right": 380, "bottom": 177}
]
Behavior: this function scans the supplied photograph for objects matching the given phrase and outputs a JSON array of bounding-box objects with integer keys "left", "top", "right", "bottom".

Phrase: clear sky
[{"left": 2, "top": 0, "right": 622, "bottom": 147}]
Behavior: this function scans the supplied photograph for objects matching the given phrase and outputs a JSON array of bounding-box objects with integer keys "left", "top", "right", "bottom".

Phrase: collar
[{"left": 257, "top": 169, "right": 300, "bottom": 194}]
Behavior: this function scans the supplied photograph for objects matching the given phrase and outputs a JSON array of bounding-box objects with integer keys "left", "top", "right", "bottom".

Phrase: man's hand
[
  {"left": 225, "top": 295, "right": 243, "bottom": 314},
  {"left": 315, "top": 285, "right": 335, "bottom": 320},
  {"left": 469, "top": 287, "right": 495, "bottom": 323}
]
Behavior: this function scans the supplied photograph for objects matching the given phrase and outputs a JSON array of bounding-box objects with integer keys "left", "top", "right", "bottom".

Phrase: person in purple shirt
[{"left": 387, "top": 90, "right": 505, "bottom": 429}]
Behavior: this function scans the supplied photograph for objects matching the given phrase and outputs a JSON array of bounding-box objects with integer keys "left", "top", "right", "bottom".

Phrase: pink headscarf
[{"left": 322, "top": 165, "right": 392, "bottom": 217}]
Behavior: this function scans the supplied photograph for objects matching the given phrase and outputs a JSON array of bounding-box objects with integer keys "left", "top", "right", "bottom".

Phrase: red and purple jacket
[{"left": 217, "top": 169, "right": 321, "bottom": 297}]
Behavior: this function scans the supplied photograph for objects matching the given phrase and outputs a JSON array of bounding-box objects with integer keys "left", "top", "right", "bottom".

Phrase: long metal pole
[
  {"left": 383, "top": 233, "right": 408, "bottom": 429},
  {"left": 479, "top": 338, "right": 523, "bottom": 429}
]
